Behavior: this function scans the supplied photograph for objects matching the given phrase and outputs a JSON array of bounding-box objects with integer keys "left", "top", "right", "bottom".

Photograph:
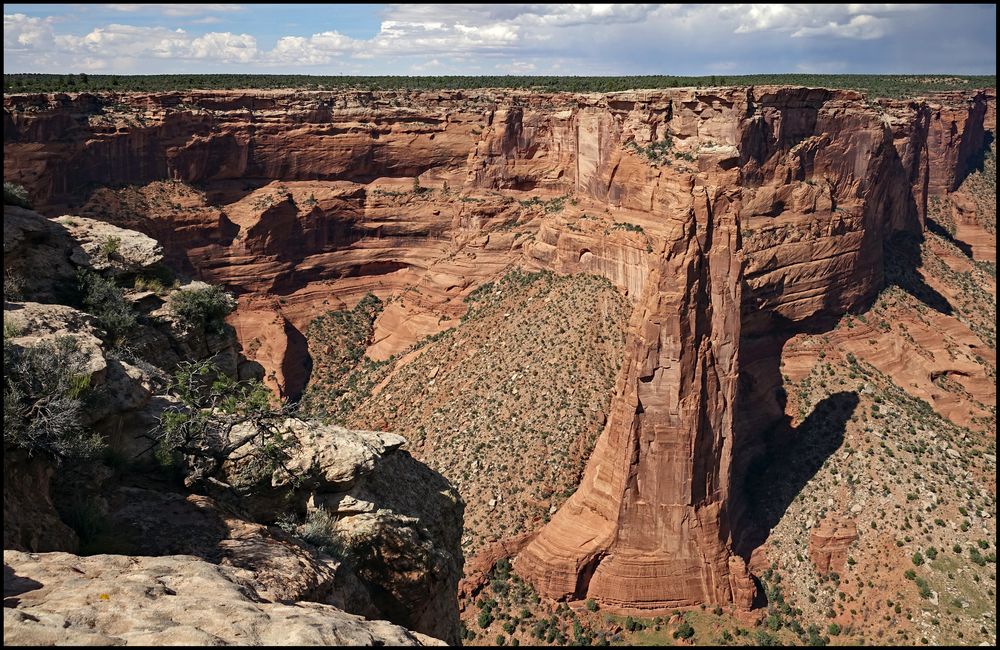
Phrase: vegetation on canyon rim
[
  {"left": 3, "top": 335, "right": 103, "bottom": 462},
  {"left": 4, "top": 73, "right": 996, "bottom": 98},
  {"left": 4, "top": 184, "right": 287, "bottom": 495},
  {"left": 4, "top": 282, "right": 289, "bottom": 500},
  {"left": 4, "top": 181, "right": 31, "bottom": 209}
]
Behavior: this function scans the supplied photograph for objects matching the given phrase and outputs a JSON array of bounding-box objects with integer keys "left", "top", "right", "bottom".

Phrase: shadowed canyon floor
[{"left": 3, "top": 85, "right": 996, "bottom": 646}]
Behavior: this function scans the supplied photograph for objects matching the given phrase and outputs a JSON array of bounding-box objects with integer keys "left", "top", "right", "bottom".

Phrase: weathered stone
[
  {"left": 3, "top": 550, "right": 445, "bottom": 646},
  {"left": 808, "top": 516, "right": 859, "bottom": 575},
  {"left": 54, "top": 215, "right": 164, "bottom": 275},
  {"left": 2, "top": 451, "right": 79, "bottom": 554}
]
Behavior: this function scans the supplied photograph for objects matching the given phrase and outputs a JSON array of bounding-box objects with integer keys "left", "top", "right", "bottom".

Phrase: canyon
[{"left": 3, "top": 84, "right": 996, "bottom": 643}]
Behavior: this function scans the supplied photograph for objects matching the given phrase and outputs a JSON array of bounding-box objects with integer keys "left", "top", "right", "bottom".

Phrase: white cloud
[
  {"left": 732, "top": 3, "right": 924, "bottom": 39},
  {"left": 4, "top": 13, "right": 56, "bottom": 50},
  {"left": 496, "top": 60, "right": 537, "bottom": 73},
  {"left": 188, "top": 32, "right": 258, "bottom": 62},
  {"left": 2, "top": 4, "right": 994, "bottom": 75},
  {"left": 25, "top": 20, "right": 259, "bottom": 65},
  {"left": 104, "top": 4, "right": 245, "bottom": 17},
  {"left": 793, "top": 14, "right": 889, "bottom": 40},
  {"left": 267, "top": 31, "right": 356, "bottom": 65}
]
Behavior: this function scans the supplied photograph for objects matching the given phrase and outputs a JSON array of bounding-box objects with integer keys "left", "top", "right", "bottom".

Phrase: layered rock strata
[
  {"left": 808, "top": 517, "right": 860, "bottom": 576},
  {"left": 3, "top": 86, "right": 991, "bottom": 611}
]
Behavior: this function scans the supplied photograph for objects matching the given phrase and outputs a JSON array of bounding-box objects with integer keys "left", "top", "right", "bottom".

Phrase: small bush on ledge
[
  {"left": 3, "top": 181, "right": 32, "bottom": 209},
  {"left": 3, "top": 336, "right": 104, "bottom": 461},
  {"left": 169, "top": 285, "right": 236, "bottom": 333}
]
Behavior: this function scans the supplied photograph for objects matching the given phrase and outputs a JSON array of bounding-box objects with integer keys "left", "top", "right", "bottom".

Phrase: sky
[{"left": 3, "top": 4, "right": 996, "bottom": 76}]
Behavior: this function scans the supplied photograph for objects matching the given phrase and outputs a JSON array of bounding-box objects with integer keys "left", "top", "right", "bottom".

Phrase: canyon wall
[{"left": 3, "top": 86, "right": 990, "bottom": 611}]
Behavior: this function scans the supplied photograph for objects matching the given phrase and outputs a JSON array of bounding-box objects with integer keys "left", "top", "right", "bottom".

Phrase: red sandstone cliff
[{"left": 3, "top": 85, "right": 991, "bottom": 611}]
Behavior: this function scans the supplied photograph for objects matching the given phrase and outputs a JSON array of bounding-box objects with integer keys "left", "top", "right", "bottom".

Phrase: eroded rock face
[
  {"left": 53, "top": 214, "right": 164, "bottom": 275},
  {"left": 215, "top": 421, "right": 464, "bottom": 645},
  {"left": 3, "top": 205, "right": 77, "bottom": 301},
  {"left": 3, "top": 86, "right": 991, "bottom": 613},
  {"left": 808, "top": 516, "right": 859, "bottom": 575},
  {"left": 3, "top": 550, "right": 445, "bottom": 646},
  {"left": 2, "top": 452, "right": 79, "bottom": 553},
  {"left": 515, "top": 184, "right": 745, "bottom": 608}
]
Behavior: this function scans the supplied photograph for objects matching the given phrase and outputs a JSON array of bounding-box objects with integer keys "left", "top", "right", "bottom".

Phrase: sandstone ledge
[{"left": 3, "top": 550, "right": 446, "bottom": 646}]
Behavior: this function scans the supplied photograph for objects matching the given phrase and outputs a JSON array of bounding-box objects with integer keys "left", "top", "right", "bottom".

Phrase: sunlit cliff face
[{"left": 3, "top": 86, "right": 993, "bottom": 613}]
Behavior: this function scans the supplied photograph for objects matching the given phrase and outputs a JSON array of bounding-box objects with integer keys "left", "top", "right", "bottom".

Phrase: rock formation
[
  {"left": 3, "top": 85, "right": 992, "bottom": 616},
  {"left": 2, "top": 204, "right": 464, "bottom": 644},
  {"left": 3, "top": 551, "right": 444, "bottom": 646},
  {"left": 808, "top": 516, "right": 859, "bottom": 575}
]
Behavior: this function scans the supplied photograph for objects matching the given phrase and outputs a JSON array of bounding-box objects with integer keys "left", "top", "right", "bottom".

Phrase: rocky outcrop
[
  {"left": 808, "top": 516, "right": 859, "bottom": 575},
  {"left": 3, "top": 205, "right": 77, "bottom": 301},
  {"left": 515, "top": 166, "right": 747, "bottom": 608},
  {"left": 2, "top": 205, "right": 464, "bottom": 644},
  {"left": 3, "top": 452, "right": 79, "bottom": 553},
  {"left": 53, "top": 214, "right": 164, "bottom": 275},
  {"left": 3, "top": 551, "right": 445, "bottom": 646},
  {"left": 218, "top": 422, "right": 465, "bottom": 645}
]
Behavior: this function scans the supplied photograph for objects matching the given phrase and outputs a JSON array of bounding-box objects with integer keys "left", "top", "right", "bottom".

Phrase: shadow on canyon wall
[
  {"left": 957, "top": 130, "right": 994, "bottom": 187},
  {"left": 731, "top": 225, "right": 951, "bottom": 567},
  {"left": 883, "top": 231, "right": 954, "bottom": 317},
  {"left": 925, "top": 217, "right": 974, "bottom": 259},
  {"left": 729, "top": 130, "right": 997, "bottom": 568}
]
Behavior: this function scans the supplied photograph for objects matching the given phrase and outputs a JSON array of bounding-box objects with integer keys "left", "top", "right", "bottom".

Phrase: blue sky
[{"left": 3, "top": 4, "right": 996, "bottom": 76}]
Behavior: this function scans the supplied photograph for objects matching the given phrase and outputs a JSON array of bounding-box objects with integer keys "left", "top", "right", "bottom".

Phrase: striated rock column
[{"left": 515, "top": 185, "right": 752, "bottom": 609}]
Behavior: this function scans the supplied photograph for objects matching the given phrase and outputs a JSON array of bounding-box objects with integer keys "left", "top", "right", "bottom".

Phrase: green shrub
[
  {"left": 806, "top": 624, "right": 828, "bottom": 646},
  {"left": 3, "top": 336, "right": 104, "bottom": 461},
  {"left": 611, "top": 221, "right": 644, "bottom": 233},
  {"left": 4, "top": 270, "right": 25, "bottom": 302},
  {"left": 154, "top": 358, "right": 293, "bottom": 493},
  {"left": 754, "top": 630, "right": 779, "bottom": 646},
  {"left": 132, "top": 264, "right": 178, "bottom": 295},
  {"left": 294, "top": 509, "right": 361, "bottom": 563},
  {"left": 59, "top": 495, "right": 111, "bottom": 554},
  {"left": 169, "top": 285, "right": 236, "bottom": 333},
  {"left": 3, "top": 318, "right": 21, "bottom": 340},
  {"left": 3, "top": 181, "right": 31, "bottom": 208},
  {"left": 76, "top": 269, "right": 138, "bottom": 345},
  {"left": 99, "top": 236, "right": 122, "bottom": 260},
  {"left": 674, "top": 621, "right": 695, "bottom": 640}
]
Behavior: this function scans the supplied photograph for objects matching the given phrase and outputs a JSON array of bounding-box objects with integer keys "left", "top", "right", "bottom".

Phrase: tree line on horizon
[{"left": 3, "top": 73, "right": 995, "bottom": 99}]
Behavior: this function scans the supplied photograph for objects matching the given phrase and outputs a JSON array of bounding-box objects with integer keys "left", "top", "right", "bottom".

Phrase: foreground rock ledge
[{"left": 3, "top": 551, "right": 446, "bottom": 646}]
